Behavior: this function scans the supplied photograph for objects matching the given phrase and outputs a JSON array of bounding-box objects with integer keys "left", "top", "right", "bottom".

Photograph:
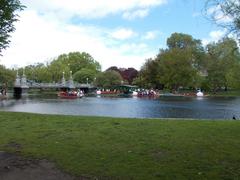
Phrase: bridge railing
[{"left": 27, "top": 82, "right": 95, "bottom": 89}]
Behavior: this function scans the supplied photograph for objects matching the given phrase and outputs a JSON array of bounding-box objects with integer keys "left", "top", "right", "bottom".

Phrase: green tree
[
  {"left": 95, "top": 70, "right": 122, "bottom": 88},
  {"left": 157, "top": 48, "right": 199, "bottom": 91},
  {"left": 139, "top": 33, "right": 205, "bottom": 91},
  {"left": 206, "top": 37, "right": 240, "bottom": 91},
  {"left": 24, "top": 63, "right": 52, "bottom": 83},
  {"left": 0, "top": 0, "right": 24, "bottom": 54},
  {"left": 226, "top": 63, "right": 240, "bottom": 89},
  {"left": 48, "top": 60, "right": 70, "bottom": 83},
  {"left": 167, "top": 33, "right": 202, "bottom": 50},
  {"left": 55, "top": 52, "right": 101, "bottom": 74},
  {"left": 167, "top": 33, "right": 206, "bottom": 71},
  {"left": 137, "top": 58, "right": 162, "bottom": 89},
  {"left": 47, "top": 52, "right": 101, "bottom": 83},
  {"left": 73, "top": 68, "right": 97, "bottom": 83},
  {"left": 0, "top": 65, "right": 15, "bottom": 86}
]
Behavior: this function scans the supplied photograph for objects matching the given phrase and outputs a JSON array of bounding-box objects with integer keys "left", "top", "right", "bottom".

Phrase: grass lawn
[{"left": 0, "top": 111, "right": 240, "bottom": 179}]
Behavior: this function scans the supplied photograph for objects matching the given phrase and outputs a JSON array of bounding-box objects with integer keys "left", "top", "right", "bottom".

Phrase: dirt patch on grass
[{"left": 0, "top": 151, "right": 88, "bottom": 180}]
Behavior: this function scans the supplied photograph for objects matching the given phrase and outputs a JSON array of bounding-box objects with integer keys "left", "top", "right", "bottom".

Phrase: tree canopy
[
  {"left": 0, "top": 0, "right": 24, "bottom": 55},
  {"left": 137, "top": 33, "right": 240, "bottom": 92},
  {"left": 0, "top": 65, "right": 15, "bottom": 85},
  {"left": 106, "top": 66, "right": 138, "bottom": 85},
  {"left": 20, "top": 52, "right": 101, "bottom": 83},
  {"left": 73, "top": 68, "right": 96, "bottom": 84},
  {"left": 206, "top": 37, "right": 240, "bottom": 91},
  {"left": 138, "top": 33, "right": 205, "bottom": 91},
  {"left": 95, "top": 70, "right": 123, "bottom": 88},
  {"left": 48, "top": 52, "right": 101, "bottom": 83}
]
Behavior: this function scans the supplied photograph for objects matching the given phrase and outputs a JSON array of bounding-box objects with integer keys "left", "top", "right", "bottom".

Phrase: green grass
[{"left": 0, "top": 111, "right": 240, "bottom": 179}]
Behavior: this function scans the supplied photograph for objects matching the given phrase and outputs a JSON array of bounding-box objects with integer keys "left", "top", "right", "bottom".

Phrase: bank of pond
[{"left": 0, "top": 112, "right": 239, "bottom": 179}]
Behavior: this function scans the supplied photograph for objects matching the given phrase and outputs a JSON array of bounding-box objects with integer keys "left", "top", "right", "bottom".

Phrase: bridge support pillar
[
  {"left": 13, "top": 70, "right": 29, "bottom": 98},
  {"left": 13, "top": 87, "right": 29, "bottom": 98}
]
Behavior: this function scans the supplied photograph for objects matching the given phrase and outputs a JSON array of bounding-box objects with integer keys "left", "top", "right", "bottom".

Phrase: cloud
[
  {"left": 110, "top": 28, "right": 137, "bottom": 40},
  {"left": 202, "top": 29, "right": 227, "bottom": 46},
  {"left": 209, "top": 30, "right": 226, "bottom": 40},
  {"left": 0, "top": 10, "right": 157, "bottom": 70},
  {"left": 23, "top": 0, "right": 167, "bottom": 20},
  {"left": 207, "top": 5, "right": 233, "bottom": 24},
  {"left": 142, "top": 31, "right": 160, "bottom": 40},
  {"left": 0, "top": 0, "right": 168, "bottom": 70},
  {"left": 122, "top": 9, "right": 149, "bottom": 20}
]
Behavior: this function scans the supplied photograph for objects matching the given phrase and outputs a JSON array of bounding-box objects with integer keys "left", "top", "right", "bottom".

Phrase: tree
[
  {"left": 206, "top": 37, "right": 240, "bottom": 91},
  {"left": 0, "top": 65, "right": 15, "bottom": 85},
  {"left": 48, "top": 60, "right": 70, "bottom": 83},
  {"left": 205, "top": 0, "right": 240, "bottom": 39},
  {"left": 95, "top": 70, "right": 123, "bottom": 88},
  {"left": 156, "top": 48, "right": 199, "bottom": 91},
  {"left": 0, "top": 0, "right": 24, "bottom": 54},
  {"left": 55, "top": 52, "right": 101, "bottom": 74},
  {"left": 167, "top": 33, "right": 206, "bottom": 70},
  {"left": 137, "top": 58, "right": 162, "bottom": 89},
  {"left": 24, "top": 63, "right": 52, "bottom": 83},
  {"left": 106, "top": 66, "right": 138, "bottom": 84},
  {"left": 139, "top": 33, "right": 205, "bottom": 91},
  {"left": 120, "top": 68, "right": 138, "bottom": 85},
  {"left": 73, "top": 68, "right": 97, "bottom": 84},
  {"left": 167, "top": 33, "right": 202, "bottom": 50},
  {"left": 46, "top": 51, "right": 100, "bottom": 83},
  {"left": 226, "top": 63, "right": 240, "bottom": 89}
]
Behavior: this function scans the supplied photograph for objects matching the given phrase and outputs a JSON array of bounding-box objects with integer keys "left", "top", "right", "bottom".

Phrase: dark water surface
[{"left": 0, "top": 95, "right": 240, "bottom": 119}]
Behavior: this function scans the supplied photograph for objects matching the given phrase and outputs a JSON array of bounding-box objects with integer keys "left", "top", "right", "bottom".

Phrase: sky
[{"left": 1, "top": 0, "right": 228, "bottom": 70}]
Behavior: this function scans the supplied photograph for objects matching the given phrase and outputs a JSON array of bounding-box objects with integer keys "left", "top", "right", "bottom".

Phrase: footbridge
[{"left": 13, "top": 71, "right": 95, "bottom": 98}]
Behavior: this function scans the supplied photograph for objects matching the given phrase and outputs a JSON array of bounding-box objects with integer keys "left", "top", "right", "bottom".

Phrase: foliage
[
  {"left": 139, "top": 33, "right": 205, "bottom": 91},
  {"left": 24, "top": 63, "right": 52, "bottom": 83},
  {"left": 0, "top": 65, "right": 15, "bottom": 86},
  {"left": 138, "top": 32, "right": 240, "bottom": 92},
  {"left": 1, "top": 111, "right": 240, "bottom": 179},
  {"left": 54, "top": 52, "right": 101, "bottom": 74},
  {"left": 95, "top": 70, "right": 123, "bottom": 88},
  {"left": 20, "top": 52, "right": 101, "bottom": 83},
  {"left": 206, "top": 37, "right": 240, "bottom": 91},
  {"left": 46, "top": 52, "right": 101, "bottom": 83},
  {"left": 167, "top": 32, "right": 202, "bottom": 50},
  {"left": 121, "top": 68, "right": 138, "bottom": 84},
  {"left": 0, "top": 0, "right": 24, "bottom": 54},
  {"left": 73, "top": 68, "right": 96, "bottom": 83},
  {"left": 226, "top": 63, "right": 240, "bottom": 89},
  {"left": 47, "top": 60, "right": 70, "bottom": 83},
  {"left": 107, "top": 66, "right": 138, "bottom": 84},
  {"left": 136, "top": 58, "right": 163, "bottom": 89},
  {"left": 156, "top": 48, "right": 199, "bottom": 90}
]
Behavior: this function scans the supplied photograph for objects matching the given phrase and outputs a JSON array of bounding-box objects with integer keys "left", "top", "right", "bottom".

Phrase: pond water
[{"left": 0, "top": 95, "right": 240, "bottom": 119}]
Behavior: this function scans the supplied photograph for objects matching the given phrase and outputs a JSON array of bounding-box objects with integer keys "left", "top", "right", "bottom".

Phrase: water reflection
[{"left": 0, "top": 95, "right": 240, "bottom": 119}]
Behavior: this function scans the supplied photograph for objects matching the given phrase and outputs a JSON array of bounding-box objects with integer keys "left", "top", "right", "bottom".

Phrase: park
[{"left": 0, "top": 0, "right": 240, "bottom": 179}]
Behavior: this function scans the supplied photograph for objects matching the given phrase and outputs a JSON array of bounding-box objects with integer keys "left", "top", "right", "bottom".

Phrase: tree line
[
  {"left": 1, "top": 33, "right": 239, "bottom": 93},
  {"left": 0, "top": 0, "right": 240, "bottom": 92},
  {"left": 134, "top": 33, "right": 240, "bottom": 92}
]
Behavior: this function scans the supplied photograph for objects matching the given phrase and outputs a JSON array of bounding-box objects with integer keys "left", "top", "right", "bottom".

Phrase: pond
[{"left": 0, "top": 95, "right": 240, "bottom": 119}]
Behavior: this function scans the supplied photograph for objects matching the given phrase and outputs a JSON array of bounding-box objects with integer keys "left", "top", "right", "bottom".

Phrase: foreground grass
[{"left": 0, "top": 112, "right": 240, "bottom": 179}]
